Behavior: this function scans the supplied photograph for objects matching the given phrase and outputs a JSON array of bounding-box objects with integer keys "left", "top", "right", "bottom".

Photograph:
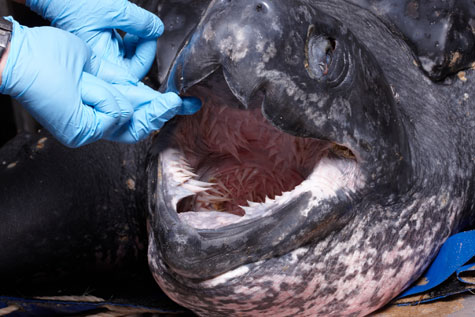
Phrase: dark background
[{"left": 0, "top": 0, "right": 46, "bottom": 147}]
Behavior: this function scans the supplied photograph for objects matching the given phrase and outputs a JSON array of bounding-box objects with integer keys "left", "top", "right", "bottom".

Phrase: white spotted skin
[
  {"left": 148, "top": 189, "right": 465, "bottom": 316},
  {"left": 218, "top": 26, "right": 249, "bottom": 62}
]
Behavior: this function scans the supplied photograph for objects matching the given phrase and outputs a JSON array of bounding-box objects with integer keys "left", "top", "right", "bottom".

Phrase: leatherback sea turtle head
[{"left": 146, "top": 0, "right": 472, "bottom": 315}]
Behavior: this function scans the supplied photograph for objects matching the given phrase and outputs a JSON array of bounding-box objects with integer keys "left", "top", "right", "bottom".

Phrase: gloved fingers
[
  {"left": 114, "top": 82, "right": 164, "bottom": 110},
  {"left": 107, "top": 91, "right": 183, "bottom": 143},
  {"left": 81, "top": 72, "right": 134, "bottom": 131},
  {"left": 96, "top": 58, "right": 139, "bottom": 85},
  {"left": 87, "top": 30, "right": 125, "bottom": 61},
  {"left": 179, "top": 97, "right": 203, "bottom": 115},
  {"left": 123, "top": 33, "right": 139, "bottom": 59},
  {"left": 105, "top": 1, "right": 164, "bottom": 39},
  {"left": 115, "top": 83, "right": 202, "bottom": 115},
  {"left": 86, "top": 51, "right": 139, "bottom": 85},
  {"left": 123, "top": 34, "right": 157, "bottom": 80},
  {"left": 56, "top": 104, "right": 104, "bottom": 148}
]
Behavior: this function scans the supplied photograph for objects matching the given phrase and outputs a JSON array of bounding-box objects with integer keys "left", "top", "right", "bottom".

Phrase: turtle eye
[
  {"left": 319, "top": 38, "right": 335, "bottom": 75},
  {"left": 305, "top": 35, "right": 336, "bottom": 79}
]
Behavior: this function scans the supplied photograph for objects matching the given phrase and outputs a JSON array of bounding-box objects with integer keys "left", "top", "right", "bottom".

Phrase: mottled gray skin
[
  {"left": 347, "top": 0, "right": 475, "bottom": 80},
  {"left": 146, "top": 0, "right": 475, "bottom": 316}
]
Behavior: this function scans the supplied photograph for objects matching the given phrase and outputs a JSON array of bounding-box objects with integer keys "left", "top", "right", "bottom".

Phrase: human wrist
[
  {"left": 0, "top": 16, "right": 12, "bottom": 87},
  {"left": 0, "top": 18, "right": 35, "bottom": 97},
  {"left": 0, "top": 42, "right": 10, "bottom": 86}
]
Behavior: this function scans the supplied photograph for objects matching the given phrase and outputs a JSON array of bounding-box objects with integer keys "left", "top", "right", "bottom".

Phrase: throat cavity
[{"left": 172, "top": 98, "right": 332, "bottom": 216}]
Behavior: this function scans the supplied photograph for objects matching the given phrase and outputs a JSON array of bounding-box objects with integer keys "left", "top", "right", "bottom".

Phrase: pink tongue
[{"left": 195, "top": 150, "right": 304, "bottom": 216}]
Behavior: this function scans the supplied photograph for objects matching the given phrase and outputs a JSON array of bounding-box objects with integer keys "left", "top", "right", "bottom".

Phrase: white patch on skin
[
  {"left": 203, "top": 22, "right": 215, "bottom": 42},
  {"left": 256, "top": 62, "right": 305, "bottom": 101},
  {"left": 271, "top": 19, "right": 283, "bottom": 35},
  {"left": 288, "top": 247, "right": 308, "bottom": 265},
  {"left": 308, "top": 93, "right": 320, "bottom": 103},
  {"left": 419, "top": 56, "right": 436, "bottom": 74},
  {"left": 263, "top": 43, "right": 277, "bottom": 63},
  {"left": 304, "top": 108, "right": 327, "bottom": 127},
  {"left": 255, "top": 61, "right": 326, "bottom": 113},
  {"left": 256, "top": 41, "right": 265, "bottom": 53},
  {"left": 179, "top": 211, "right": 241, "bottom": 229},
  {"left": 219, "top": 36, "right": 234, "bottom": 57},
  {"left": 328, "top": 98, "right": 352, "bottom": 122},
  {"left": 219, "top": 26, "right": 249, "bottom": 62},
  {"left": 203, "top": 265, "right": 251, "bottom": 287},
  {"left": 148, "top": 240, "right": 161, "bottom": 272},
  {"left": 233, "top": 285, "right": 264, "bottom": 295}
]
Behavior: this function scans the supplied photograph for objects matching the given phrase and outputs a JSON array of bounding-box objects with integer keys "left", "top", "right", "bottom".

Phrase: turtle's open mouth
[{"left": 158, "top": 69, "right": 363, "bottom": 231}]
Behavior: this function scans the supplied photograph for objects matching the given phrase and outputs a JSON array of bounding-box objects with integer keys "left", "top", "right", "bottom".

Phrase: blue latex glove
[
  {"left": 26, "top": 0, "right": 163, "bottom": 82},
  {"left": 109, "top": 83, "right": 202, "bottom": 143},
  {"left": 0, "top": 18, "right": 133, "bottom": 148}
]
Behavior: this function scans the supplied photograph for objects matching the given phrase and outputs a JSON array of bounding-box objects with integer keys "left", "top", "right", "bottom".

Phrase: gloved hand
[
  {"left": 25, "top": 0, "right": 203, "bottom": 143},
  {"left": 26, "top": 0, "right": 163, "bottom": 82},
  {"left": 109, "top": 83, "right": 202, "bottom": 143},
  {"left": 0, "top": 18, "right": 133, "bottom": 148}
]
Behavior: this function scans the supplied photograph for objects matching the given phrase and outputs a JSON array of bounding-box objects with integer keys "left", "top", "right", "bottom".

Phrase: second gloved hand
[
  {"left": 0, "top": 18, "right": 134, "bottom": 147},
  {"left": 27, "top": 0, "right": 164, "bottom": 82}
]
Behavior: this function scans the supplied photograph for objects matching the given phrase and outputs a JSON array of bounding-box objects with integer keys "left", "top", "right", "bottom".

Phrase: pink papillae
[{"left": 173, "top": 97, "right": 331, "bottom": 215}]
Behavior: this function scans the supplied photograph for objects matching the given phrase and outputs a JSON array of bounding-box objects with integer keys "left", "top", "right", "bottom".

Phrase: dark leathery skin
[
  {"left": 0, "top": 131, "right": 151, "bottom": 291},
  {"left": 152, "top": 0, "right": 475, "bottom": 83},
  {"left": 146, "top": 0, "right": 475, "bottom": 315},
  {"left": 347, "top": 0, "right": 475, "bottom": 81}
]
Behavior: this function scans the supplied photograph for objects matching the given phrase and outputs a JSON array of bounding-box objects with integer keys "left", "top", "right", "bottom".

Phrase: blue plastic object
[
  {"left": 398, "top": 230, "right": 475, "bottom": 299},
  {"left": 456, "top": 262, "right": 475, "bottom": 284}
]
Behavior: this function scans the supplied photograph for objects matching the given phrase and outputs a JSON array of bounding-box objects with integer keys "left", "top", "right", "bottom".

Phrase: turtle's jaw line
[{"left": 161, "top": 147, "right": 363, "bottom": 230}]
